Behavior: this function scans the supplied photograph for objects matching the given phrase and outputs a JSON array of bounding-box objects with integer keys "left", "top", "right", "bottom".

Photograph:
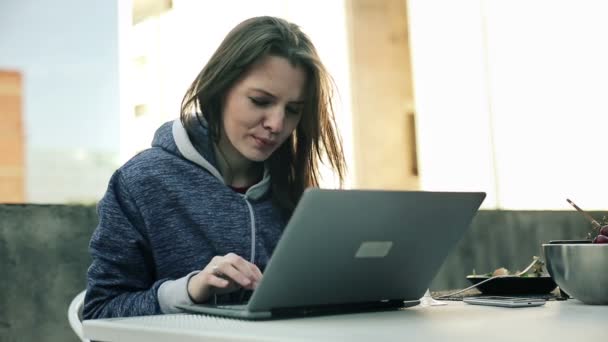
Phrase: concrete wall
[
  {"left": 0, "top": 204, "right": 605, "bottom": 341},
  {"left": 430, "top": 210, "right": 604, "bottom": 290},
  {"left": 0, "top": 204, "right": 97, "bottom": 342}
]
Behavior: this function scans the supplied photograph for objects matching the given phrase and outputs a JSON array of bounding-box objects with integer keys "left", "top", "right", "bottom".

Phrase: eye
[
  {"left": 286, "top": 105, "right": 302, "bottom": 116},
  {"left": 249, "top": 97, "right": 270, "bottom": 107}
]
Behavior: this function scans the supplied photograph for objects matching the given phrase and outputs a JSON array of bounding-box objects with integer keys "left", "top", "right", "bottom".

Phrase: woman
[{"left": 83, "top": 16, "right": 346, "bottom": 319}]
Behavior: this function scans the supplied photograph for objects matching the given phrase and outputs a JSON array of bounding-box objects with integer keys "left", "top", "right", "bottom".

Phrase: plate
[{"left": 466, "top": 276, "right": 557, "bottom": 295}]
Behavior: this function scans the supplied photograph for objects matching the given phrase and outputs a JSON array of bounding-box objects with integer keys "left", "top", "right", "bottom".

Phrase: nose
[{"left": 263, "top": 107, "right": 285, "bottom": 134}]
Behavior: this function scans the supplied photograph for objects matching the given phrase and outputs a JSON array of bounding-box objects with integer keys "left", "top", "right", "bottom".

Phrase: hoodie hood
[{"left": 151, "top": 119, "right": 271, "bottom": 200}]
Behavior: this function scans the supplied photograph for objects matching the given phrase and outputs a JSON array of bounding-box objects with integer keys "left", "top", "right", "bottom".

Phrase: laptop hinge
[{"left": 270, "top": 299, "right": 407, "bottom": 317}]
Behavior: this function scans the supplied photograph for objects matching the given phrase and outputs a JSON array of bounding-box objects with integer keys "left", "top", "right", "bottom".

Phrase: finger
[
  {"left": 240, "top": 264, "right": 262, "bottom": 285},
  {"left": 219, "top": 264, "right": 254, "bottom": 288},
  {"left": 207, "top": 256, "right": 234, "bottom": 277},
  {"left": 250, "top": 264, "right": 263, "bottom": 281},
  {"left": 237, "top": 262, "right": 262, "bottom": 284},
  {"left": 206, "top": 274, "right": 231, "bottom": 289},
  {"left": 225, "top": 254, "right": 259, "bottom": 282},
  {"left": 210, "top": 264, "right": 223, "bottom": 277},
  {"left": 242, "top": 282, "right": 257, "bottom": 291},
  {"left": 209, "top": 277, "right": 242, "bottom": 296}
]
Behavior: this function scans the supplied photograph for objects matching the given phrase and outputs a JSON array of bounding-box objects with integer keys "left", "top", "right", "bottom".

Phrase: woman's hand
[{"left": 187, "top": 253, "right": 263, "bottom": 303}]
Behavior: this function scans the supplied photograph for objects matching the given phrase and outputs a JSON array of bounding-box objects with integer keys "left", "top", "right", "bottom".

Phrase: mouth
[{"left": 252, "top": 136, "right": 278, "bottom": 149}]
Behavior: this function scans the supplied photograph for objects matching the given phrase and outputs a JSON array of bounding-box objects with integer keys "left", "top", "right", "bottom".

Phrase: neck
[{"left": 213, "top": 144, "right": 262, "bottom": 188}]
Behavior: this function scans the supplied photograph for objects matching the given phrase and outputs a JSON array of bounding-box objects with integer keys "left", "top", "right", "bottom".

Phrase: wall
[
  {"left": 1, "top": 204, "right": 605, "bottom": 341},
  {"left": 346, "top": 0, "right": 419, "bottom": 190},
  {"left": 0, "top": 204, "right": 97, "bottom": 342},
  {"left": 0, "top": 70, "right": 24, "bottom": 202},
  {"left": 407, "top": 0, "right": 608, "bottom": 210},
  {"left": 429, "top": 210, "right": 604, "bottom": 290}
]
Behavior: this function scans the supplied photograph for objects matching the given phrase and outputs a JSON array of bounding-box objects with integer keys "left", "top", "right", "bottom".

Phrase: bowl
[{"left": 543, "top": 242, "right": 608, "bottom": 304}]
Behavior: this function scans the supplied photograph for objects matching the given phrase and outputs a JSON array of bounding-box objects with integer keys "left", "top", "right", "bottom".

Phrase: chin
[
  {"left": 247, "top": 155, "right": 268, "bottom": 162},
  {"left": 244, "top": 150, "right": 272, "bottom": 162}
]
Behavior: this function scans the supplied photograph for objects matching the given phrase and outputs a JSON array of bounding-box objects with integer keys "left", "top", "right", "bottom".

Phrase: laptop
[{"left": 177, "top": 189, "right": 486, "bottom": 320}]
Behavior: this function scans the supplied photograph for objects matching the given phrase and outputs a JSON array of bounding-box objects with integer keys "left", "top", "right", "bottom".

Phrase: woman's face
[{"left": 219, "top": 55, "right": 307, "bottom": 164}]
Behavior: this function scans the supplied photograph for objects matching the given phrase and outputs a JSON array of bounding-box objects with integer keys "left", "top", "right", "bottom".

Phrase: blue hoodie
[{"left": 83, "top": 119, "right": 286, "bottom": 319}]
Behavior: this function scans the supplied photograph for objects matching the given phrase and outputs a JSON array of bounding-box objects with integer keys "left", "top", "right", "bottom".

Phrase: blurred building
[
  {"left": 1, "top": 0, "right": 607, "bottom": 210},
  {"left": 0, "top": 70, "right": 24, "bottom": 202}
]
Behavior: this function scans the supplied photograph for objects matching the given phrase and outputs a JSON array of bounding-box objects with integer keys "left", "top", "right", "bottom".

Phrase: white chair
[{"left": 68, "top": 290, "right": 90, "bottom": 342}]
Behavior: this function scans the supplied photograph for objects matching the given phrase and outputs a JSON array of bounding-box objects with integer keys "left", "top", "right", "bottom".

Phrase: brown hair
[{"left": 180, "top": 16, "right": 346, "bottom": 214}]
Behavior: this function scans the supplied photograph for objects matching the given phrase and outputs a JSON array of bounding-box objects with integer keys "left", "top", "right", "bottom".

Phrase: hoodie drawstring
[{"left": 243, "top": 197, "right": 256, "bottom": 263}]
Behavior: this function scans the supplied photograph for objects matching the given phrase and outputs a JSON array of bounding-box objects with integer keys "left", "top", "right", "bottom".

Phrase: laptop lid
[{"left": 246, "top": 189, "right": 486, "bottom": 312}]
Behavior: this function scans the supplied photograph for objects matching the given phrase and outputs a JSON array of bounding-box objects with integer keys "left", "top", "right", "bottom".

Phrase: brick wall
[{"left": 0, "top": 70, "right": 25, "bottom": 203}]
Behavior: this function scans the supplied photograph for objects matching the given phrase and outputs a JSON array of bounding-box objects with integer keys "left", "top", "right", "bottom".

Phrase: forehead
[{"left": 236, "top": 55, "right": 308, "bottom": 100}]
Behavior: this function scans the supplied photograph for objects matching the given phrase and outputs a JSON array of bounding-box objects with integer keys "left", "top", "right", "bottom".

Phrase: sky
[{"left": 0, "top": 0, "right": 120, "bottom": 151}]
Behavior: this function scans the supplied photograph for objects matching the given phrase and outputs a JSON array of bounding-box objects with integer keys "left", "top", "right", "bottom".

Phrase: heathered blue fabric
[{"left": 83, "top": 121, "right": 286, "bottom": 319}]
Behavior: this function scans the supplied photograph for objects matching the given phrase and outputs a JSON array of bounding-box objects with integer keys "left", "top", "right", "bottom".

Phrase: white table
[{"left": 83, "top": 300, "right": 606, "bottom": 342}]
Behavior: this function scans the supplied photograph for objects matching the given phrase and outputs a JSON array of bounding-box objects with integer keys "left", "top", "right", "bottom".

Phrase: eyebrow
[{"left": 250, "top": 88, "right": 305, "bottom": 104}]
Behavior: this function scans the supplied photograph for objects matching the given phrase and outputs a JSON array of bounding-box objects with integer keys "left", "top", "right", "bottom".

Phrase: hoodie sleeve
[{"left": 83, "top": 170, "right": 165, "bottom": 319}]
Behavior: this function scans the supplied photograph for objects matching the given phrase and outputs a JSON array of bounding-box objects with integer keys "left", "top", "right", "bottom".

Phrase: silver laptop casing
[{"left": 178, "top": 189, "right": 486, "bottom": 319}]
